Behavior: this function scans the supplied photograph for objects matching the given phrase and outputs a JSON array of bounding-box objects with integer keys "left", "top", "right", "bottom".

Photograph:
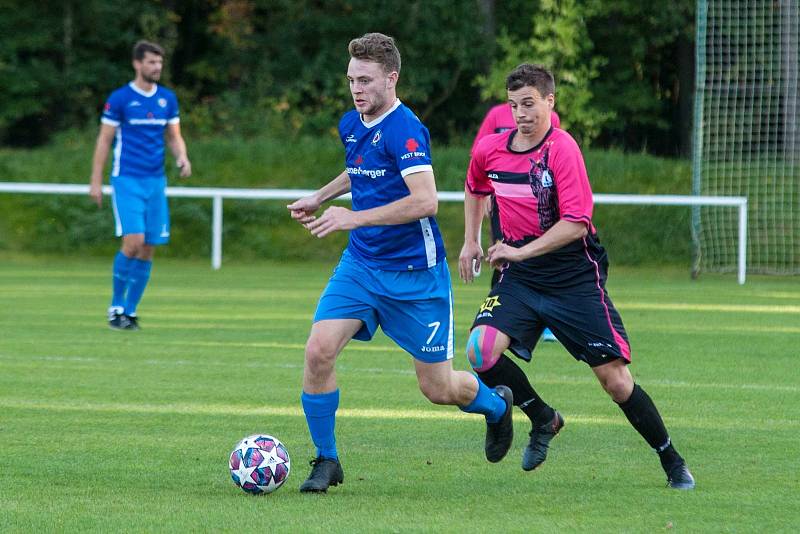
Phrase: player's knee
[
  {"left": 598, "top": 368, "right": 633, "bottom": 402},
  {"left": 121, "top": 235, "right": 145, "bottom": 257},
  {"left": 138, "top": 245, "right": 155, "bottom": 261},
  {"left": 466, "top": 327, "right": 501, "bottom": 372},
  {"left": 304, "top": 336, "right": 337, "bottom": 368}
]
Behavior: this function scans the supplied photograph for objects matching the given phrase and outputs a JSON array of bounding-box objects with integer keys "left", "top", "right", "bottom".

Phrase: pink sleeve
[
  {"left": 466, "top": 140, "right": 494, "bottom": 196},
  {"left": 471, "top": 106, "right": 500, "bottom": 154},
  {"left": 551, "top": 134, "right": 593, "bottom": 228},
  {"left": 551, "top": 111, "right": 561, "bottom": 129}
]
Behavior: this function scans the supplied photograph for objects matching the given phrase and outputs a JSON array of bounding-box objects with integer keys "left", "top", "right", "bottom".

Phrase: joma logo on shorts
[{"left": 421, "top": 345, "right": 445, "bottom": 352}]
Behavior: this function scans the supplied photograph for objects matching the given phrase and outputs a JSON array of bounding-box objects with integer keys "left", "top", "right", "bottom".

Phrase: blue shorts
[
  {"left": 314, "top": 249, "right": 454, "bottom": 363},
  {"left": 111, "top": 175, "right": 170, "bottom": 245}
]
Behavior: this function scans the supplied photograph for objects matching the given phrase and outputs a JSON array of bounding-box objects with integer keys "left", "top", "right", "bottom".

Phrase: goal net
[{"left": 692, "top": 0, "right": 799, "bottom": 274}]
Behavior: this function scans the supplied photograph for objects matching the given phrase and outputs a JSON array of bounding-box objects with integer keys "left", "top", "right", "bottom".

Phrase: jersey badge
[
  {"left": 401, "top": 137, "right": 427, "bottom": 161},
  {"left": 158, "top": 98, "right": 167, "bottom": 108},
  {"left": 371, "top": 129, "right": 382, "bottom": 146},
  {"left": 541, "top": 170, "right": 553, "bottom": 188}
]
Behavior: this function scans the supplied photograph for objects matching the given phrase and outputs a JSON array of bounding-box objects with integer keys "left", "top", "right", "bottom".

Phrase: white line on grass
[
  {"left": 2, "top": 398, "right": 796, "bottom": 430},
  {"left": 616, "top": 302, "right": 800, "bottom": 314},
  {"left": 2, "top": 301, "right": 798, "bottom": 319},
  {"left": 2, "top": 353, "right": 798, "bottom": 393}
]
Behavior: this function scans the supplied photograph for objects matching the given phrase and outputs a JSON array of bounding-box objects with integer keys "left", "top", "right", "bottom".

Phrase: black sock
[
  {"left": 477, "top": 354, "right": 554, "bottom": 426},
  {"left": 617, "top": 384, "right": 682, "bottom": 468}
]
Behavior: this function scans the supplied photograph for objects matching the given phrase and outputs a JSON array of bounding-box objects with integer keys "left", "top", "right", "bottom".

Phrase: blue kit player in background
[
  {"left": 287, "top": 33, "right": 513, "bottom": 493},
  {"left": 89, "top": 40, "right": 191, "bottom": 330}
]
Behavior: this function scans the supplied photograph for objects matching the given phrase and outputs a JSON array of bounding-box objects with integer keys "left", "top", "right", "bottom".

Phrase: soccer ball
[{"left": 229, "top": 434, "right": 291, "bottom": 495}]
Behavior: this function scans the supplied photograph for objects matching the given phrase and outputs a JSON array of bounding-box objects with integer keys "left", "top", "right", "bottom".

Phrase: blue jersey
[
  {"left": 339, "top": 100, "right": 446, "bottom": 271},
  {"left": 101, "top": 82, "right": 179, "bottom": 178}
]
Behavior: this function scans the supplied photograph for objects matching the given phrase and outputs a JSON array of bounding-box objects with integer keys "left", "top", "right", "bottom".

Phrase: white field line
[
  {"left": 2, "top": 353, "right": 798, "bottom": 394},
  {"left": 1, "top": 398, "right": 796, "bottom": 431},
  {"left": 1, "top": 298, "right": 799, "bottom": 315}
]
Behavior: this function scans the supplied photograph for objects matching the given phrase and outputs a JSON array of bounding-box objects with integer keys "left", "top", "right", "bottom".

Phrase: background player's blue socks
[
  {"left": 111, "top": 251, "right": 134, "bottom": 311},
  {"left": 460, "top": 375, "right": 507, "bottom": 423},
  {"left": 301, "top": 389, "right": 339, "bottom": 460},
  {"left": 124, "top": 258, "right": 152, "bottom": 316}
]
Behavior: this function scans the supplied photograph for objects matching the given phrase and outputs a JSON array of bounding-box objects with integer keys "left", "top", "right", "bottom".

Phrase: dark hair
[
  {"left": 132, "top": 40, "right": 165, "bottom": 61},
  {"left": 506, "top": 64, "right": 555, "bottom": 96},
  {"left": 348, "top": 33, "right": 401, "bottom": 74}
]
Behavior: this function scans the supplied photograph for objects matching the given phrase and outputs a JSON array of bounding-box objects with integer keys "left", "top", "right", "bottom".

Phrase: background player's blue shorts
[
  {"left": 314, "top": 249, "right": 454, "bottom": 363},
  {"left": 111, "top": 175, "right": 170, "bottom": 245}
]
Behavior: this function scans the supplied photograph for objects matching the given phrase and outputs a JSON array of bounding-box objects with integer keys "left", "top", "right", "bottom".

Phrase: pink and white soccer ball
[{"left": 229, "top": 434, "right": 291, "bottom": 494}]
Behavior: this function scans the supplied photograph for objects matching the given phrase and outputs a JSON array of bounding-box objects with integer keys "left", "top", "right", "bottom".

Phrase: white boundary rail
[{"left": 0, "top": 182, "right": 748, "bottom": 284}]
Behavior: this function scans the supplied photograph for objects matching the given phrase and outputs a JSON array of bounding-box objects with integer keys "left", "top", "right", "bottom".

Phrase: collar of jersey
[
  {"left": 360, "top": 98, "right": 401, "bottom": 128},
  {"left": 128, "top": 81, "right": 158, "bottom": 98},
  {"left": 506, "top": 126, "right": 554, "bottom": 154}
]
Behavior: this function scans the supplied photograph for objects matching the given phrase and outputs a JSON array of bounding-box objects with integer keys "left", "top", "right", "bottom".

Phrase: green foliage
[
  {"left": 0, "top": 1, "right": 177, "bottom": 145},
  {"left": 0, "top": 0, "right": 695, "bottom": 154},
  {"left": 587, "top": 0, "right": 696, "bottom": 151},
  {"left": 169, "top": 0, "right": 488, "bottom": 140},
  {"left": 476, "top": 0, "right": 614, "bottom": 146}
]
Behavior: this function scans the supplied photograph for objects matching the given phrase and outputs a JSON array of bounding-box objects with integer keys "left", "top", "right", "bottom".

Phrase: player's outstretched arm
[
  {"left": 459, "top": 188, "right": 485, "bottom": 283},
  {"left": 166, "top": 123, "right": 191, "bottom": 178},
  {"left": 288, "top": 170, "right": 351, "bottom": 226},
  {"left": 89, "top": 124, "right": 116, "bottom": 208},
  {"left": 304, "top": 170, "right": 437, "bottom": 239}
]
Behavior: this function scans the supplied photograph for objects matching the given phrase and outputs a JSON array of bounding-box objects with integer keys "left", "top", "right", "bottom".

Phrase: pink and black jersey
[{"left": 467, "top": 127, "right": 604, "bottom": 289}]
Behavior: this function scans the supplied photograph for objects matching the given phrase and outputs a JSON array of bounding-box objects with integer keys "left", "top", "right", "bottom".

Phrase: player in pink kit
[
  {"left": 472, "top": 104, "right": 560, "bottom": 343},
  {"left": 458, "top": 64, "right": 694, "bottom": 489}
]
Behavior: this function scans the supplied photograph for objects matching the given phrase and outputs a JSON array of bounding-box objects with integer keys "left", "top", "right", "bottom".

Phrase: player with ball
[{"left": 287, "top": 33, "right": 513, "bottom": 493}]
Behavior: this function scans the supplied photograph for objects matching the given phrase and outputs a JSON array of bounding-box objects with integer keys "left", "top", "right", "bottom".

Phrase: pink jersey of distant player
[
  {"left": 467, "top": 127, "right": 594, "bottom": 243},
  {"left": 471, "top": 104, "right": 560, "bottom": 154}
]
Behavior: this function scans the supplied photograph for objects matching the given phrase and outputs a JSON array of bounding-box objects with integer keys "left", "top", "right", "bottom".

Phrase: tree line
[{"left": 0, "top": 0, "right": 695, "bottom": 155}]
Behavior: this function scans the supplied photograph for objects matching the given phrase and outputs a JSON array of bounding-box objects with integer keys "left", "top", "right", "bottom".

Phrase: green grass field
[{"left": 1, "top": 256, "right": 798, "bottom": 532}]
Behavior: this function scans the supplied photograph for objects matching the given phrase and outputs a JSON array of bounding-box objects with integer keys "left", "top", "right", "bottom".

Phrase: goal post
[{"left": 693, "top": 0, "right": 800, "bottom": 275}]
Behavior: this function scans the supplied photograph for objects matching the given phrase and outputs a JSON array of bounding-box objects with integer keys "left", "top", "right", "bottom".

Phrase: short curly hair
[
  {"left": 348, "top": 33, "right": 401, "bottom": 74},
  {"left": 506, "top": 64, "right": 555, "bottom": 96},
  {"left": 132, "top": 40, "right": 164, "bottom": 61}
]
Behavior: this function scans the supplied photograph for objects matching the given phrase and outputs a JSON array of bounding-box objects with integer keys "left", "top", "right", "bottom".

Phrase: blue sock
[
  {"left": 111, "top": 252, "right": 134, "bottom": 311},
  {"left": 459, "top": 375, "right": 507, "bottom": 423},
  {"left": 301, "top": 389, "right": 339, "bottom": 460},
  {"left": 124, "top": 259, "right": 152, "bottom": 316}
]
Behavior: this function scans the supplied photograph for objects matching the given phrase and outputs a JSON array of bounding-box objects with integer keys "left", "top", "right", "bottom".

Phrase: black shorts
[{"left": 471, "top": 274, "right": 632, "bottom": 367}]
